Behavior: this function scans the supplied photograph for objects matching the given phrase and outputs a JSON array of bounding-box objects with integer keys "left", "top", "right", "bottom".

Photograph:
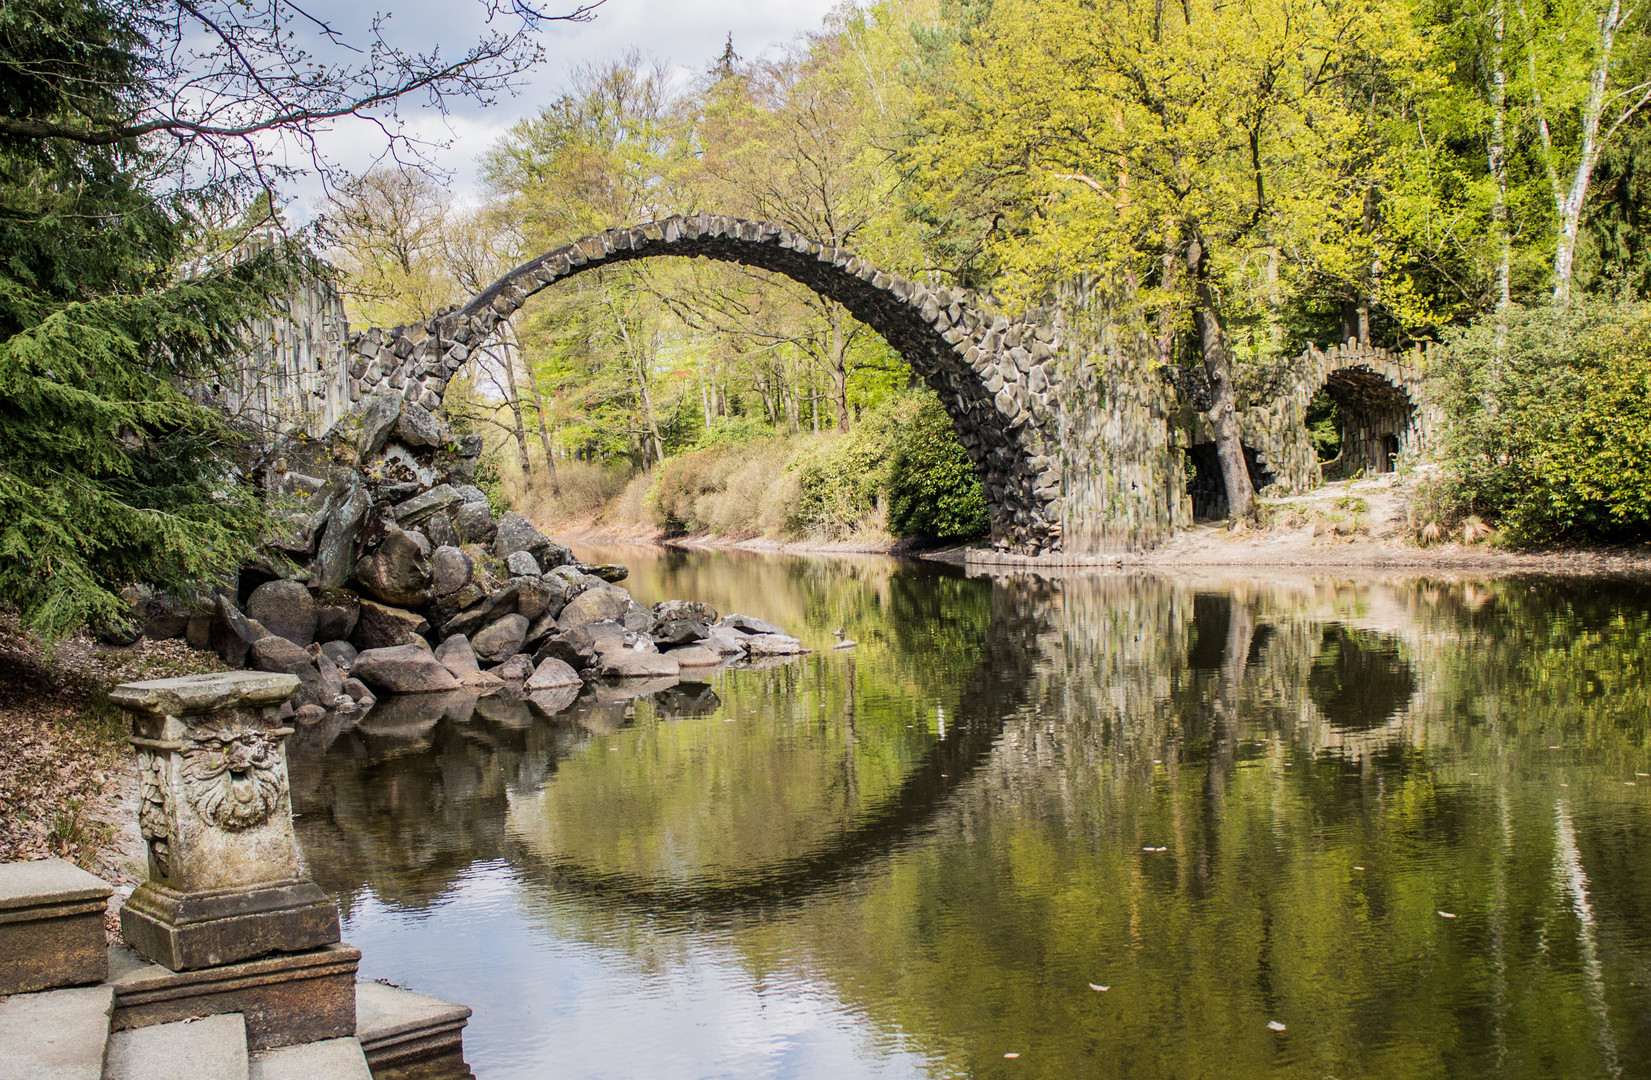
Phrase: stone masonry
[{"left": 238, "top": 213, "right": 1439, "bottom": 556}]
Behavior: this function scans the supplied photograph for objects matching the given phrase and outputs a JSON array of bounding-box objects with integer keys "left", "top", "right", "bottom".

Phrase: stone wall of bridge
[{"left": 232, "top": 221, "right": 1442, "bottom": 554}]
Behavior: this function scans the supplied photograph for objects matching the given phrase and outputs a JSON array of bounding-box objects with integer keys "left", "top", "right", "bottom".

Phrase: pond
[{"left": 287, "top": 548, "right": 1651, "bottom": 1080}]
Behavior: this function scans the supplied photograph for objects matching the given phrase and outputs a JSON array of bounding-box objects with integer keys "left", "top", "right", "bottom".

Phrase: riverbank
[{"left": 545, "top": 474, "right": 1651, "bottom": 576}]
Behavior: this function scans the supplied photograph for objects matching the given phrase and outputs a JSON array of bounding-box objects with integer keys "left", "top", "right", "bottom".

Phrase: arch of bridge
[{"left": 346, "top": 214, "right": 1070, "bottom": 554}]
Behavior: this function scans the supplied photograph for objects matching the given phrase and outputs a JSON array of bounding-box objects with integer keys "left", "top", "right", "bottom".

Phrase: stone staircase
[
  {"left": 0, "top": 860, "right": 472, "bottom": 1080},
  {"left": 0, "top": 674, "right": 478, "bottom": 1080}
]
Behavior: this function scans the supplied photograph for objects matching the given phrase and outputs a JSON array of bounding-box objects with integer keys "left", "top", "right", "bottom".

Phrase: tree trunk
[
  {"left": 1489, "top": 0, "right": 1512, "bottom": 346},
  {"left": 1188, "top": 234, "right": 1254, "bottom": 520},
  {"left": 829, "top": 305, "right": 851, "bottom": 432},
  {"left": 511, "top": 336, "right": 558, "bottom": 496},
  {"left": 1157, "top": 223, "right": 1179, "bottom": 367}
]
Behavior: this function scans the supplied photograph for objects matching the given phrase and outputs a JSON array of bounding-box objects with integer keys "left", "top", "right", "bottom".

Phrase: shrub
[
  {"left": 887, "top": 396, "right": 991, "bottom": 540},
  {"left": 1437, "top": 300, "right": 1651, "bottom": 544}
]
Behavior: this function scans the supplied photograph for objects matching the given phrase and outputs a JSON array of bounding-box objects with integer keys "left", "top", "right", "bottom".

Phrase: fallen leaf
[
  {"left": 1155, "top": 846, "right": 1168, "bottom": 852},
  {"left": 1354, "top": 866, "right": 1366, "bottom": 871},
  {"left": 1267, "top": 1021, "right": 1287, "bottom": 1032},
  {"left": 1004, "top": 1052, "right": 1020, "bottom": 1059},
  {"left": 1438, "top": 911, "right": 1457, "bottom": 919},
  {"left": 1089, "top": 984, "right": 1110, "bottom": 992}
]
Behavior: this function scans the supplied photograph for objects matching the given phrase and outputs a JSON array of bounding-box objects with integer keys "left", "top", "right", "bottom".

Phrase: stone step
[
  {"left": 249, "top": 1037, "right": 372, "bottom": 1080},
  {"left": 103, "top": 1013, "right": 248, "bottom": 1080},
  {"left": 0, "top": 857, "right": 112, "bottom": 995},
  {"left": 354, "top": 981, "right": 473, "bottom": 1080},
  {"left": 0, "top": 984, "right": 114, "bottom": 1080}
]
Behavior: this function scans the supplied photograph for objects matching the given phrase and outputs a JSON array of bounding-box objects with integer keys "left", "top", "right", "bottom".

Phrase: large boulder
[
  {"left": 250, "top": 635, "right": 327, "bottom": 710},
  {"left": 314, "top": 592, "right": 359, "bottom": 643},
  {"left": 558, "top": 585, "right": 631, "bottom": 629},
  {"left": 356, "top": 392, "right": 403, "bottom": 464},
  {"left": 352, "top": 643, "right": 463, "bottom": 693},
  {"left": 395, "top": 403, "right": 446, "bottom": 448},
  {"left": 493, "top": 512, "right": 570, "bottom": 569},
  {"left": 453, "top": 502, "right": 497, "bottom": 546},
  {"left": 210, "top": 596, "right": 268, "bottom": 667},
  {"left": 352, "top": 599, "right": 430, "bottom": 650},
  {"left": 393, "top": 484, "right": 461, "bottom": 526},
  {"left": 355, "top": 526, "right": 433, "bottom": 608},
  {"left": 135, "top": 589, "right": 191, "bottom": 641},
  {"left": 506, "top": 551, "right": 541, "bottom": 578},
  {"left": 314, "top": 478, "right": 369, "bottom": 590},
  {"left": 532, "top": 621, "right": 620, "bottom": 671},
  {"left": 524, "top": 657, "right": 581, "bottom": 690},
  {"left": 597, "top": 650, "right": 681, "bottom": 679},
  {"left": 719, "top": 613, "right": 785, "bottom": 636},
  {"left": 666, "top": 646, "right": 721, "bottom": 668},
  {"left": 432, "top": 634, "right": 504, "bottom": 691},
  {"left": 245, "top": 580, "right": 319, "bottom": 647},
  {"left": 429, "top": 545, "right": 473, "bottom": 597},
  {"left": 472, "top": 613, "right": 529, "bottom": 663},
  {"left": 653, "top": 600, "right": 718, "bottom": 626},
  {"left": 651, "top": 618, "right": 708, "bottom": 647},
  {"left": 422, "top": 513, "right": 460, "bottom": 550},
  {"left": 492, "top": 654, "right": 536, "bottom": 682},
  {"left": 743, "top": 633, "right": 805, "bottom": 656},
  {"left": 515, "top": 578, "right": 565, "bottom": 624}
]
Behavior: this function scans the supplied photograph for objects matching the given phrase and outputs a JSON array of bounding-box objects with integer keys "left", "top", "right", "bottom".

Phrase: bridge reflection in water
[{"left": 290, "top": 551, "right": 1651, "bottom": 1080}]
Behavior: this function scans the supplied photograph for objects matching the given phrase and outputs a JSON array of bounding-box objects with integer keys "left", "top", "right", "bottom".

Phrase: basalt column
[{"left": 111, "top": 671, "right": 341, "bottom": 971}]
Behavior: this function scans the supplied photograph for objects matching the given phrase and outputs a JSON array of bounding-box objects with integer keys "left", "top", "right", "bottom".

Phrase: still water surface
[{"left": 288, "top": 549, "right": 1651, "bottom": 1079}]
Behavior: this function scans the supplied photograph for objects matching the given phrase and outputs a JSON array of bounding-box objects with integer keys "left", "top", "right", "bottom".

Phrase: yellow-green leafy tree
[{"left": 910, "top": 0, "right": 1420, "bottom": 518}]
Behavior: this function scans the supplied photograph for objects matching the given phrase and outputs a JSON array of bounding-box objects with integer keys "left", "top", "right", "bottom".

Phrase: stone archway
[
  {"left": 346, "top": 215, "right": 1070, "bottom": 555},
  {"left": 1232, "top": 340, "right": 1439, "bottom": 496},
  {"left": 1313, "top": 366, "right": 1417, "bottom": 478}
]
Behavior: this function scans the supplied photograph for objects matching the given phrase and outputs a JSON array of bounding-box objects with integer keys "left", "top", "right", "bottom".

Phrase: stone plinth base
[
  {"left": 0, "top": 858, "right": 113, "bottom": 995},
  {"left": 355, "top": 981, "right": 474, "bottom": 1080},
  {"left": 120, "top": 878, "right": 340, "bottom": 972},
  {"left": 109, "top": 942, "right": 360, "bottom": 1051}
]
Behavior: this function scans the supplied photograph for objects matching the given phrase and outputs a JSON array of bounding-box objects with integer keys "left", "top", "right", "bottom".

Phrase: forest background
[
  {"left": 325, "top": 0, "right": 1651, "bottom": 549},
  {"left": 5, "top": 0, "right": 1651, "bottom": 641}
]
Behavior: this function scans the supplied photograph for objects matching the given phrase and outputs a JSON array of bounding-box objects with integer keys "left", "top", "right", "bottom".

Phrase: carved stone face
[{"left": 180, "top": 728, "right": 287, "bottom": 831}]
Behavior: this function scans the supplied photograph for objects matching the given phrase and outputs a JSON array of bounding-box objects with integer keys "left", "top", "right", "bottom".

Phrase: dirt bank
[{"left": 546, "top": 475, "right": 1651, "bottom": 576}]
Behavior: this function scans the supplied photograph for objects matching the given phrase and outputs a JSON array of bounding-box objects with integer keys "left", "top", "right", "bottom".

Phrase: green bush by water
[{"left": 1436, "top": 300, "right": 1651, "bottom": 544}]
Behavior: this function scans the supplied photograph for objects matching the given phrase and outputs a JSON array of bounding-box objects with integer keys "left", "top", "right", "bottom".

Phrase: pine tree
[{"left": 0, "top": 0, "right": 289, "bottom": 640}]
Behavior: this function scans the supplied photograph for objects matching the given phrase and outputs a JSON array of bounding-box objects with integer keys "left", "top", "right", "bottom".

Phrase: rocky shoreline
[{"left": 112, "top": 391, "right": 808, "bottom": 725}]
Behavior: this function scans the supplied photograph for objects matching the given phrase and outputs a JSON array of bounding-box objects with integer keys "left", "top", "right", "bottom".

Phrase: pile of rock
[{"left": 117, "top": 389, "right": 806, "bottom": 717}]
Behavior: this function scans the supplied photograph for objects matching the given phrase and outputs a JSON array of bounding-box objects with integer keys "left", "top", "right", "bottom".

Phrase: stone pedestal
[
  {"left": 0, "top": 858, "right": 112, "bottom": 995},
  {"left": 109, "top": 943, "right": 359, "bottom": 1051},
  {"left": 109, "top": 672, "right": 340, "bottom": 971}
]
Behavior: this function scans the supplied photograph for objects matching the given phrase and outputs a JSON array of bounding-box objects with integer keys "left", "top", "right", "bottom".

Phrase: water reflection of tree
[{"left": 292, "top": 567, "right": 1651, "bottom": 1080}]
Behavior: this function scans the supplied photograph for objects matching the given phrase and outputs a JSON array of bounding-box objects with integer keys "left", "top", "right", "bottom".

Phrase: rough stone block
[
  {"left": 120, "top": 878, "right": 341, "bottom": 973},
  {"left": 0, "top": 857, "right": 112, "bottom": 994},
  {"left": 110, "top": 942, "right": 361, "bottom": 1051}
]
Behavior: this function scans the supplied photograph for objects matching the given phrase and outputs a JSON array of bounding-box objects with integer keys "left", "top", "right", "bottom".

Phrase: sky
[{"left": 287, "top": 0, "right": 843, "bottom": 217}]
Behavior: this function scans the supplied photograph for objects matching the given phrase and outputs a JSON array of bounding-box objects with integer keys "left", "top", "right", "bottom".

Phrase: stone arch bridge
[{"left": 329, "top": 214, "right": 1436, "bottom": 555}]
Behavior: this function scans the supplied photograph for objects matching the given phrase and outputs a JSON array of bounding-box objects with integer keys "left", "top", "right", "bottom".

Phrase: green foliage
[
  {"left": 0, "top": 0, "right": 289, "bottom": 640},
  {"left": 887, "top": 395, "right": 990, "bottom": 540},
  {"left": 692, "top": 415, "right": 774, "bottom": 449},
  {"left": 1436, "top": 299, "right": 1651, "bottom": 543}
]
